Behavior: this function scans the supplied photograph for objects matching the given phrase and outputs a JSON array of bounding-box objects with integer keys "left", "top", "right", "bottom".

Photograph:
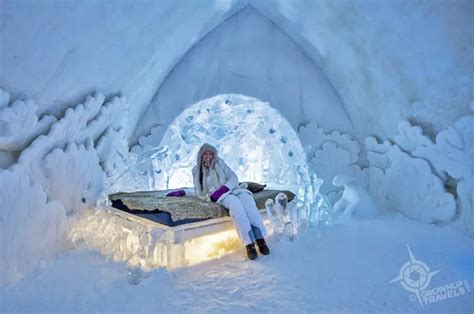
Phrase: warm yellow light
[
  {"left": 71, "top": 208, "right": 274, "bottom": 270},
  {"left": 183, "top": 229, "right": 242, "bottom": 266}
]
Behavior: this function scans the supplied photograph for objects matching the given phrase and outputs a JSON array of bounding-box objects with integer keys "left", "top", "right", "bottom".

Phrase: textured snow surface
[
  {"left": 0, "top": 91, "right": 133, "bottom": 286},
  {"left": 136, "top": 6, "right": 352, "bottom": 140},
  {"left": 139, "top": 94, "right": 314, "bottom": 202},
  {"left": 367, "top": 145, "right": 456, "bottom": 224},
  {"left": 1, "top": 0, "right": 473, "bottom": 293},
  {"left": 1, "top": 88, "right": 472, "bottom": 287},
  {"left": 0, "top": 0, "right": 247, "bottom": 138},
  {"left": 0, "top": 165, "right": 66, "bottom": 285},
  {"left": 44, "top": 142, "right": 105, "bottom": 215},
  {"left": 252, "top": 0, "right": 473, "bottom": 139},
  {"left": 1, "top": 1, "right": 471, "bottom": 140},
  {"left": 0, "top": 89, "right": 56, "bottom": 152},
  {"left": 2, "top": 216, "right": 473, "bottom": 313},
  {"left": 333, "top": 175, "right": 378, "bottom": 219}
]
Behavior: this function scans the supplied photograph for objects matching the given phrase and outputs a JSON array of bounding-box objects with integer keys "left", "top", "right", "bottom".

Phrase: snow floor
[{"left": 2, "top": 214, "right": 473, "bottom": 313}]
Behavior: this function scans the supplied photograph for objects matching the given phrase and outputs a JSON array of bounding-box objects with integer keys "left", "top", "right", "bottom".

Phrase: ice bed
[
  {"left": 70, "top": 186, "right": 296, "bottom": 270},
  {"left": 109, "top": 188, "right": 295, "bottom": 226}
]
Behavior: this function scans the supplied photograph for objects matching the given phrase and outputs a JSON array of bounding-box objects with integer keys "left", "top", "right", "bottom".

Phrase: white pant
[{"left": 220, "top": 191, "right": 267, "bottom": 245}]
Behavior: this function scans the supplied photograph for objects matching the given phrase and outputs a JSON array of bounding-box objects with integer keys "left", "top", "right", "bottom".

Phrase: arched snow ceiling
[
  {"left": 1, "top": 0, "right": 472, "bottom": 141},
  {"left": 134, "top": 6, "right": 353, "bottom": 140}
]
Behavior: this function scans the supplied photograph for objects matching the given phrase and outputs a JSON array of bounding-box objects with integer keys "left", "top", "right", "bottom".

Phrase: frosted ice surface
[
  {"left": 393, "top": 120, "right": 432, "bottom": 153},
  {"left": 368, "top": 145, "right": 456, "bottom": 223},
  {"left": 138, "top": 94, "right": 318, "bottom": 204},
  {"left": 0, "top": 164, "right": 66, "bottom": 286},
  {"left": 333, "top": 175, "right": 378, "bottom": 219},
  {"left": 284, "top": 221, "right": 296, "bottom": 241},
  {"left": 0, "top": 88, "right": 56, "bottom": 151}
]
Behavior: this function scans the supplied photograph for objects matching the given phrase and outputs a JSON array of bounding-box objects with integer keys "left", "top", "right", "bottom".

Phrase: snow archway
[
  {"left": 144, "top": 94, "right": 316, "bottom": 203},
  {"left": 135, "top": 5, "right": 353, "bottom": 143}
]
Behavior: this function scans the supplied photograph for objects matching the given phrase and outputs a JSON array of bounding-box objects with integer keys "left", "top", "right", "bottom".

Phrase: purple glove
[
  {"left": 166, "top": 189, "right": 186, "bottom": 197},
  {"left": 210, "top": 185, "right": 230, "bottom": 202}
]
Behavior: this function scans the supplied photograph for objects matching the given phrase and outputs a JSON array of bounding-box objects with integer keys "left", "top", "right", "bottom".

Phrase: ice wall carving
[
  {"left": 0, "top": 90, "right": 133, "bottom": 285},
  {"left": 141, "top": 94, "right": 315, "bottom": 203},
  {"left": 380, "top": 108, "right": 473, "bottom": 235},
  {"left": 132, "top": 124, "right": 166, "bottom": 153},
  {"left": 301, "top": 115, "right": 465, "bottom": 227},
  {"left": 393, "top": 120, "right": 432, "bottom": 153},
  {"left": 368, "top": 145, "right": 456, "bottom": 223},
  {"left": 365, "top": 137, "right": 392, "bottom": 170},
  {"left": 366, "top": 127, "right": 457, "bottom": 224},
  {"left": 332, "top": 175, "right": 378, "bottom": 219},
  {"left": 18, "top": 93, "right": 129, "bottom": 194},
  {"left": 414, "top": 115, "right": 473, "bottom": 181},
  {"left": 0, "top": 165, "right": 66, "bottom": 285},
  {"left": 0, "top": 88, "right": 56, "bottom": 154},
  {"left": 309, "top": 142, "right": 361, "bottom": 193},
  {"left": 412, "top": 108, "right": 474, "bottom": 235},
  {"left": 364, "top": 107, "right": 473, "bottom": 233},
  {"left": 299, "top": 122, "right": 363, "bottom": 201},
  {"left": 44, "top": 142, "right": 105, "bottom": 215},
  {"left": 393, "top": 120, "right": 448, "bottom": 181},
  {"left": 299, "top": 123, "right": 361, "bottom": 163},
  {"left": 96, "top": 126, "right": 138, "bottom": 193}
]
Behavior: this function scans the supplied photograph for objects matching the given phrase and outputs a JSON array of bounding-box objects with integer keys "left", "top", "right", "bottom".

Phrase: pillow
[{"left": 241, "top": 182, "right": 267, "bottom": 193}]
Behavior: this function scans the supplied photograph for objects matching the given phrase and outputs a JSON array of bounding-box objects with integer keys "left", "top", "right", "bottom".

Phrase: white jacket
[{"left": 192, "top": 143, "right": 250, "bottom": 204}]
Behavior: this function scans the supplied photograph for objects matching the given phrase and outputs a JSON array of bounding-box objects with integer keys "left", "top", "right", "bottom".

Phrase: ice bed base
[
  {"left": 115, "top": 206, "right": 273, "bottom": 268},
  {"left": 72, "top": 205, "right": 274, "bottom": 270}
]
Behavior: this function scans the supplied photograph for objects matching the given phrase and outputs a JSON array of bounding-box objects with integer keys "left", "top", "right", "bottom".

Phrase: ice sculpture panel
[
  {"left": 138, "top": 94, "right": 317, "bottom": 204},
  {"left": 332, "top": 175, "right": 378, "bottom": 219},
  {"left": 0, "top": 165, "right": 66, "bottom": 286},
  {"left": 0, "top": 88, "right": 56, "bottom": 152}
]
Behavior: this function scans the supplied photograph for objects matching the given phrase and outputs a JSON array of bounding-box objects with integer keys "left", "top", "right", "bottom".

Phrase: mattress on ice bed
[{"left": 109, "top": 189, "right": 295, "bottom": 225}]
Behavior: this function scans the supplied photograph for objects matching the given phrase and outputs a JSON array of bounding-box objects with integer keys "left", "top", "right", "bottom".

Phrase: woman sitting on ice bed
[{"left": 167, "top": 143, "right": 270, "bottom": 260}]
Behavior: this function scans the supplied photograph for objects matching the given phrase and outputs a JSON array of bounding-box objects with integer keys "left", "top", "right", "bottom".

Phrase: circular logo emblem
[
  {"left": 398, "top": 259, "right": 432, "bottom": 291},
  {"left": 390, "top": 244, "right": 440, "bottom": 308}
]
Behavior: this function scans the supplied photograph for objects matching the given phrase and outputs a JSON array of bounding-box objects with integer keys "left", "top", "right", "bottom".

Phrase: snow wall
[{"left": 1, "top": 0, "right": 473, "bottom": 286}]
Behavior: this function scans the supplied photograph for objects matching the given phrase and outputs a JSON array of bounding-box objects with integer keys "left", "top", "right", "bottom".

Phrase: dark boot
[
  {"left": 245, "top": 243, "right": 258, "bottom": 260},
  {"left": 256, "top": 238, "right": 270, "bottom": 255}
]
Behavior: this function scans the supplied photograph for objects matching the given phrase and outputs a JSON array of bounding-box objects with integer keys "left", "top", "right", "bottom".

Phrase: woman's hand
[
  {"left": 166, "top": 189, "right": 186, "bottom": 197},
  {"left": 210, "top": 185, "right": 230, "bottom": 202}
]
